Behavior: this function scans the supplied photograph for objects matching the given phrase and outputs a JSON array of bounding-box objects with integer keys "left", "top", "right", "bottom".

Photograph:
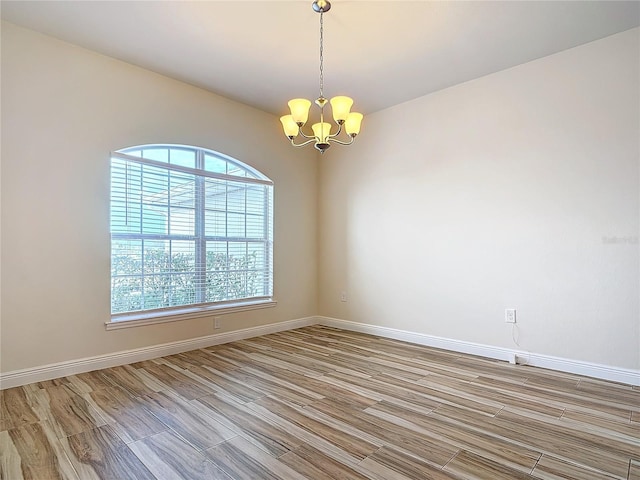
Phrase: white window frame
[{"left": 107, "top": 145, "right": 275, "bottom": 330}]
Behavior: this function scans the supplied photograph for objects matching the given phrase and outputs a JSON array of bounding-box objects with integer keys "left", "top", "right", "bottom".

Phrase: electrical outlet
[
  {"left": 340, "top": 291, "right": 347, "bottom": 302},
  {"left": 214, "top": 317, "right": 221, "bottom": 329},
  {"left": 505, "top": 308, "right": 516, "bottom": 323}
]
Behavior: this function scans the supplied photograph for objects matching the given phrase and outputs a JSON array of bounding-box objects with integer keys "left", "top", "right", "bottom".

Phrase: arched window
[{"left": 109, "top": 145, "right": 274, "bottom": 326}]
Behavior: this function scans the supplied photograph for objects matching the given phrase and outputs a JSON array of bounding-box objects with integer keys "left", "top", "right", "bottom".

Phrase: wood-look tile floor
[{"left": 1, "top": 326, "right": 639, "bottom": 480}]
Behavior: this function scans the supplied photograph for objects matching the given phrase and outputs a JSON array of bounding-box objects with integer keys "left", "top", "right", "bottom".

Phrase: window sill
[{"left": 105, "top": 299, "right": 277, "bottom": 331}]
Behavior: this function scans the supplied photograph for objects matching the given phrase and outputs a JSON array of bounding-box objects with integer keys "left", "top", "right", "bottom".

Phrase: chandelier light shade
[{"left": 280, "top": 0, "right": 363, "bottom": 153}]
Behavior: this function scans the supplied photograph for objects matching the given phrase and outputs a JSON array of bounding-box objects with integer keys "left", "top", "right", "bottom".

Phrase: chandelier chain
[{"left": 319, "top": 12, "right": 324, "bottom": 97}]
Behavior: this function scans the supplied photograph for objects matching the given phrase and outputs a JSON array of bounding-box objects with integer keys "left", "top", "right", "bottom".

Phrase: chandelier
[{"left": 280, "top": 0, "right": 363, "bottom": 153}]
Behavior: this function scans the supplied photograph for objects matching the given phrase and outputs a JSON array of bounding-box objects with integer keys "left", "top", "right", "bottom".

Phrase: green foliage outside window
[{"left": 111, "top": 249, "right": 260, "bottom": 313}]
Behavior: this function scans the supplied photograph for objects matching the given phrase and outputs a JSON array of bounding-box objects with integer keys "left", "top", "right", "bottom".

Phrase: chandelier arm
[
  {"left": 326, "top": 122, "right": 343, "bottom": 139},
  {"left": 290, "top": 137, "right": 319, "bottom": 148},
  {"left": 327, "top": 135, "right": 356, "bottom": 146},
  {"left": 297, "top": 128, "right": 316, "bottom": 140}
]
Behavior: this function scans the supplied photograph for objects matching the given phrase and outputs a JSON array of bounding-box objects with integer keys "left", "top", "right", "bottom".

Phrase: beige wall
[
  {"left": 1, "top": 22, "right": 318, "bottom": 373},
  {"left": 319, "top": 28, "right": 640, "bottom": 370}
]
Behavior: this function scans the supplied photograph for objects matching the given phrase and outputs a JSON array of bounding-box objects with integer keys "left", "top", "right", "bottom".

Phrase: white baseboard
[
  {"left": 0, "top": 317, "right": 316, "bottom": 389},
  {"left": 3, "top": 315, "right": 638, "bottom": 389},
  {"left": 317, "top": 316, "right": 640, "bottom": 386}
]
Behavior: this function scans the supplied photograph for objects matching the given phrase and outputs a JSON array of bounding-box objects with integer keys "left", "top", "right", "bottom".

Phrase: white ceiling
[{"left": 1, "top": 1, "right": 638, "bottom": 116}]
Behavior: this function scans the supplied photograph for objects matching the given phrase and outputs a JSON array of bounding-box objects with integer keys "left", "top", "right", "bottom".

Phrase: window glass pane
[
  {"left": 170, "top": 240, "right": 196, "bottom": 300},
  {"left": 112, "top": 239, "right": 142, "bottom": 275},
  {"left": 246, "top": 242, "right": 266, "bottom": 297},
  {"left": 112, "top": 276, "right": 143, "bottom": 313},
  {"left": 204, "top": 154, "right": 226, "bottom": 174},
  {"left": 206, "top": 241, "right": 228, "bottom": 301},
  {"left": 169, "top": 173, "right": 195, "bottom": 206},
  {"left": 111, "top": 161, "right": 143, "bottom": 234},
  {"left": 142, "top": 147, "right": 169, "bottom": 163},
  {"left": 169, "top": 206, "right": 195, "bottom": 235},
  {"left": 141, "top": 206, "right": 166, "bottom": 235},
  {"left": 227, "top": 163, "right": 247, "bottom": 177},
  {"left": 205, "top": 180, "right": 226, "bottom": 209},
  {"left": 143, "top": 240, "right": 169, "bottom": 280},
  {"left": 247, "top": 242, "right": 266, "bottom": 268},
  {"left": 170, "top": 148, "right": 196, "bottom": 168},
  {"left": 246, "top": 186, "right": 265, "bottom": 215},
  {"left": 142, "top": 165, "right": 169, "bottom": 197},
  {"left": 124, "top": 149, "right": 142, "bottom": 158},
  {"left": 227, "top": 213, "right": 245, "bottom": 237},
  {"left": 246, "top": 214, "right": 264, "bottom": 238},
  {"left": 228, "top": 242, "right": 248, "bottom": 299},
  {"left": 227, "top": 184, "right": 246, "bottom": 213},
  {"left": 141, "top": 240, "right": 196, "bottom": 308},
  {"left": 111, "top": 239, "right": 143, "bottom": 313},
  {"left": 142, "top": 275, "right": 164, "bottom": 310},
  {"left": 170, "top": 273, "right": 197, "bottom": 306},
  {"left": 171, "top": 240, "right": 196, "bottom": 270},
  {"left": 204, "top": 210, "right": 226, "bottom": 237},
  {"left": 140, "top": 166, "right": 169, "bottom": 235},
  {"left": 228, "top": 242, "right": 246, "bottom": 258}
]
